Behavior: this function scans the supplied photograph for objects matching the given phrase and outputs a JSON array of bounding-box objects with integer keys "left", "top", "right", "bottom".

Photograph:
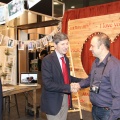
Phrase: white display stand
[{"left": 0, "top": 46, "right": 17, "bottom": 85}]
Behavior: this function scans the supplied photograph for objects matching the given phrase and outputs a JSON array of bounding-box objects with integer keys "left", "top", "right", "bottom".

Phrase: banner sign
[
  {"left": 0, "top": 5, "right": 7, "bottom": 24},
  {"left": 68, "top": 13, "right": 120, "bottom": 111},
  {"left": 8, "top": 0, "right": 24, "bottom": 21}
]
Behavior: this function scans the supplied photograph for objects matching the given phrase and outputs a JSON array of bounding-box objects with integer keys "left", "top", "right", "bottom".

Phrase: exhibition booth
[
  {"left": 0, "top": 0, "right": 120, "bottom": 119},
  {"left": 0, "top": 0, "right": 61, "bottom": 119},
  {"left": 62, "top": 0, "right": 120, "bottom": 112}
]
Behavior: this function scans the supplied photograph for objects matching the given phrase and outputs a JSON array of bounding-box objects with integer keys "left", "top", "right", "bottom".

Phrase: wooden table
[{"left": 3, "top": 84, "right": 41, "bottom": 120}]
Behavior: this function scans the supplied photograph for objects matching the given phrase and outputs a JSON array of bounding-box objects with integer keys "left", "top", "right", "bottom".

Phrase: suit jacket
[{"left": 41, "top": 51, "right": 80, "bottom": 115}]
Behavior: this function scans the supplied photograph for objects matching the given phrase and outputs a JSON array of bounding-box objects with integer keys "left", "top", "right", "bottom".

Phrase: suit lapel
[
  {"left": 51, "top": 52, "right": 70, "bottom": 83},
  {"left": 51, "top": 52, "right": 63, "bottom": 79}
]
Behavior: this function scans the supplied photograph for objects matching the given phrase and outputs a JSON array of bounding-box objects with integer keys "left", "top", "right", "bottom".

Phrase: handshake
[{"left": 70, "top": 83, "right": 80, "bottom": 93}]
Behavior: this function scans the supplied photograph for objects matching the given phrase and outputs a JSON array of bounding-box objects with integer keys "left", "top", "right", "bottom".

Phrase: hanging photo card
[
  {"left": 46, "top": 35, "right": 53, "bottom": 42},
  {"left": 28, "top": 0, "right": 41, "bottom": 9},
  {"left": 33, "top": 42, "right": 36, "bottom": 50},
  {"left": 40, "top": 39, "right": 44, "bottom": 49},
  {"left": 8, "top": 0, "right": 24, "bottom": 21},
  {"left": 28, "top": 42, "right": 34, "bottom": 50},
  {"left": 42, "top": 37, "right": 48, "bottom": 46},
  {"left": 0, "top": 5, "right": 7, "bottom": 24},
  {"left": 7, "top": 39, "right": 14, "bottom": 48},
  {"left": 36, "top": 40, "right": 40, "bottom": 48},
  {"left": 18, "top": 41, "right": 24, "bottom": 50}
]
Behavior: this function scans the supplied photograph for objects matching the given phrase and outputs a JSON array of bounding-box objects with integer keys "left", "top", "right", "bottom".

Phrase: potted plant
[
  {"left": 1, "top": 72, "right": 7, "bottom": 80},
  {"left": 7, "top": 62, "right": 13, "bottom": 72},
  {"left": 5, "top": 49, "right": 11, "bottom": 61}
]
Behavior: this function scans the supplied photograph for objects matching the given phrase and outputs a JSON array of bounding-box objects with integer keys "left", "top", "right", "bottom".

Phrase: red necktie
[{"left": 61, "top": 57, "right": 70, "bottom": 106}]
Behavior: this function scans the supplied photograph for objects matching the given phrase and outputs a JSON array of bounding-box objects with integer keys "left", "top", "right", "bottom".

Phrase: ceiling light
[
  {"left": 53, "top": 2, "right": 59, "bottom": 5},
  {"left": 71, "top": 6, "right": 75, "bottom": 8}
]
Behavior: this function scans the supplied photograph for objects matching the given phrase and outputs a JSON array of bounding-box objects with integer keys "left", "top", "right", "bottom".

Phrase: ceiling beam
[{"left": 17, "top": 20, "right": 60, "bottom": 30}]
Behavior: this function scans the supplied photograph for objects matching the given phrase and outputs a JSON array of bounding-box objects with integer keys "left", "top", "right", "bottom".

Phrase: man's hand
[{"left": 70, "top": 83, "right": 80, "bottom": 93}]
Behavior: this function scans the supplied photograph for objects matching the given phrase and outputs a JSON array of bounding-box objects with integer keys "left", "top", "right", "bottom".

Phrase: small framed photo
[
  {"left": 18, "top": 41, "right": 24, "bottom": 50},
  {"left": 7, "top": 39, "right": 14, "bottom": 48},
  {"left": 36, "top": 40, "right": 40, "bottom": 48},
  {"left": 28, "top": 42, "right": 33, "bottom": 50},
  {"left": 42, "top": 38, "right": 48, "bottom": 46}
]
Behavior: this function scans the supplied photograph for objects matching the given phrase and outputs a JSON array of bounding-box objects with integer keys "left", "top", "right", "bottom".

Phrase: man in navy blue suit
[{"left": 40, "top": 32, "right": 80, "bottom": 120}]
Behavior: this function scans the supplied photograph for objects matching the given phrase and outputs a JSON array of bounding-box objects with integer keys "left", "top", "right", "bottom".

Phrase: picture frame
[
  {"left": 28, "top": 42, "right": 34, "bottom": 50},
  {"left": 36, "top": 40, "right": 40, "bottom": 49},
  {"left": 7, "top": 39, "right": 14, "bottom": 48},
  {"left": 18, "top": 40, "right": 24, "bottom": 50}
]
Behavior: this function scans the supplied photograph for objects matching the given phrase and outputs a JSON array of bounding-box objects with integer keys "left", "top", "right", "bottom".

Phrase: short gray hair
[{"left": 53, "top": 32, "right": 68, "bottom": 44}]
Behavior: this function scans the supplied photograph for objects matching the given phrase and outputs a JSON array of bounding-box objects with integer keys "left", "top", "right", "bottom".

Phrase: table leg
[{"left": 33, "top": 89, "right": 36, "bottom": 120}]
